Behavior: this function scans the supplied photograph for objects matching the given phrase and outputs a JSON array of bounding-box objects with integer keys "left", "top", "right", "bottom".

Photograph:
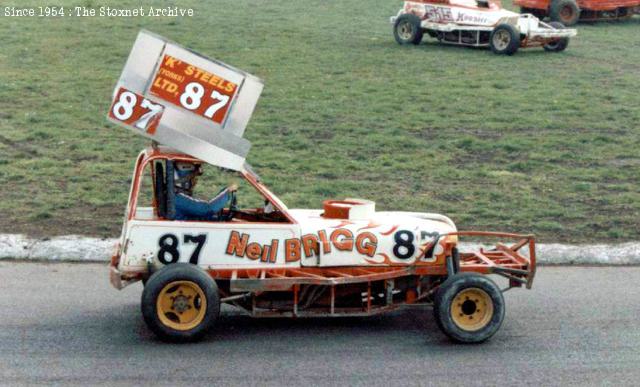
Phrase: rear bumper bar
[{"left": 446, "top": 231, "right": 537, "bottom": 289}]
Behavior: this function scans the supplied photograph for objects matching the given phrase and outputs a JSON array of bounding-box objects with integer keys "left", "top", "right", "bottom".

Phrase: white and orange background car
[
  {"left": 391, "top": 0, "right": 577, "bottom": 54},
  {"left": 108, "top": 31, "right": 536, "bottom": 343}
]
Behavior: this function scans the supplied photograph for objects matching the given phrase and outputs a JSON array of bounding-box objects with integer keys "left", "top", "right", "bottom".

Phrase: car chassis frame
[{"left": 413, "top": 15, "right": 574, "bottom": 48}]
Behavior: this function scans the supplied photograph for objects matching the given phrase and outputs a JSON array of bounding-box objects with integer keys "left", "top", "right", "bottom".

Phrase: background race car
[{"left": 391, "top": 0, "right": 577, "bottom": 54}]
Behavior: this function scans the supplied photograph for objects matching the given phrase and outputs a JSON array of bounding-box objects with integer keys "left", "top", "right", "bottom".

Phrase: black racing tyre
[
  {"left": 521, "top": 6, "right": 545, "bottom": 17},
  {"left": 393, "top": 14, "right": 423, "bottom": 45},
  {"left": 489, "top": 24, "right": 520, "bottom": 55},
  {"left": 433, "top": 273, "right": 505, "bottom": 343},
  {"left": 523, "top": 7, "right": 548, "bottom": 19},
  {"left": 141, "top": 263, "right": 220, "bottom": 342},
  {"left": 544, "top": 21, "right": 570, "bottom": 52},
  {"left": 549, "top": 0, "right": 580, "bottom": 26}
]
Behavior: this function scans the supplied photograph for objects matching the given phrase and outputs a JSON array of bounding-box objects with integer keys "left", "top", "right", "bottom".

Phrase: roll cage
[{"left": 125, "top": 147, "right": 295, "bottom": 224}]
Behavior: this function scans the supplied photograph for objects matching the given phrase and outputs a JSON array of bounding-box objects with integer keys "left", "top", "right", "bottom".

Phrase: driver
[{"left": 173, "top": 161, "right": 238, "bottom": 221}]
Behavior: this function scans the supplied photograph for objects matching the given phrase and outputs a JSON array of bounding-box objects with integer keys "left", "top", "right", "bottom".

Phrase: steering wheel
[{"left": 220, "top": 190, "right": 237, "bottom": 221}]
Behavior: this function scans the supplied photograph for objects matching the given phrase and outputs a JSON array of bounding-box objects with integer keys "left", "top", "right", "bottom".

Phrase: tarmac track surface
[{"left": 0, "top": 262, "right": 639, "bottom": 386}]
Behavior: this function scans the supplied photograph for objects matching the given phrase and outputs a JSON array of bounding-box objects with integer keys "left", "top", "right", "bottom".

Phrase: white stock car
[
  {"left": 110, "top": 146, "right": 537, "bottom": 343},
  {"left": 391, "top": 0, "right": 577, "bottom": 54}
]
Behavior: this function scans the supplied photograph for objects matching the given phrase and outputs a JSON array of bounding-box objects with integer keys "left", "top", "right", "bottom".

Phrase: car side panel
[{"left": 120, "top": 220, "right": 301, "bottom": 270}]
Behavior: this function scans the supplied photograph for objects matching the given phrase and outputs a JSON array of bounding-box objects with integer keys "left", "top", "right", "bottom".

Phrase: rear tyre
[
  {"left": 433, "top": 273, "right": 505, "bottom": 343},
  {"left": 141, "top": 263, "right": 220, "bottom": 342},
  {"left": 543, "top": 21, "right": 570, "bottom": 52},
  {"left": 489, "top": 24, "right": 520, "bottom": 55},
  {"left": 393, "top": 14, "right": 423, "bottom": 45},
  {"left": 549, "top": 0, "right": 580, "bottom": 26}
]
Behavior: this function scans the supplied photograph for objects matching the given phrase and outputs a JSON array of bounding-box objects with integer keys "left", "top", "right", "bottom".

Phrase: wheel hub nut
[{"left": 172, "top": 295, "right": 191, "bottom": 313}]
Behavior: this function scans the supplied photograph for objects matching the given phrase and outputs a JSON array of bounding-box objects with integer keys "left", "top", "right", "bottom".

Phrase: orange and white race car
[
  {"left": 110, "top": 146, "right": 537, "bottom": 343},
  {"left": 108, "top": 31, "right": 536, "bottom": 343},
  {"left": 391, "top": 0, "right": 577, "bottom": 54}
]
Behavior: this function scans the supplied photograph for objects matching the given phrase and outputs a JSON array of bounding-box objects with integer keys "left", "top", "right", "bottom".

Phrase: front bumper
[
  {"left": 109, "top": 253, "right": 128, "bottom": 290},
  {"left": 109, "top": 263, "right": 125, "bottom": 290},
  {"left": 109, "top": 252, "right": 145, "bottom": 290}
]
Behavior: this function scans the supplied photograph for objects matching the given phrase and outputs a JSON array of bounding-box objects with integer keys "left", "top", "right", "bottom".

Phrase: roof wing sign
[{"left": 107, "top": 30, "right": 264, "bottom": 171}]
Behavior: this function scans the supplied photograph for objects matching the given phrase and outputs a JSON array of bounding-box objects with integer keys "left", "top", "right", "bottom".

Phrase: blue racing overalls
[{"left": 174, "top": 187, "right": 231, "bottom": 221}]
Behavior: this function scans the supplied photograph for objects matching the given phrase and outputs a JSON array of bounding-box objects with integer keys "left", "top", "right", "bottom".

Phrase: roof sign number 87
[
  {"left": 108, "top": 88, "right": 164, "bottom": 135},
  {"left": 179, "top": 82, "right": 230, "bottom": 119}
]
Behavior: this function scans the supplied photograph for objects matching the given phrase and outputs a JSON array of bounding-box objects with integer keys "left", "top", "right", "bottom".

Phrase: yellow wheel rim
[
  {"left": 156, "top": 281, "right": 207, "bottom": 331},
  {"left": 450, "top": 288, "right": 494, "bottom": 331}
]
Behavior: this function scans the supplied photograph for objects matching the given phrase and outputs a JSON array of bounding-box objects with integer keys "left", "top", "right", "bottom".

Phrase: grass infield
[{"left": 0, "top": 0, "right": 638, "bottom": 242}]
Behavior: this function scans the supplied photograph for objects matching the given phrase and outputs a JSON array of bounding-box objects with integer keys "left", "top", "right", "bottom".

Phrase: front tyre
[
  {"left": 433, "top": 273, "right": 505, "bottom": 343},
  {"left": 490, "top": 24, "right": 520, "bottom": 55},
  {"left": 393, "top": 14, "right": 423, "bottom": 45},
  {"left": 141, "top": 263, "right": 220, "bottom": 342},
  {"left": 543, "top": 22, "right": 570, "bottom": 52}
]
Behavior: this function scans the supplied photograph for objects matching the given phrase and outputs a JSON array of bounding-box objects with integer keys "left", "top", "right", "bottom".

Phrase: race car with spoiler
[
  {"left": 391, "top": 0, "right": 577, "bottom": 54},
  {"left": 108, "top": 31, "right": 537, "bottom": 343}
]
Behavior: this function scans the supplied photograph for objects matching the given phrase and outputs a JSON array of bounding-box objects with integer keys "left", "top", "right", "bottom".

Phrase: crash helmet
[{"left": 174, "top": 161, "right": 202, "bottom": 192}]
